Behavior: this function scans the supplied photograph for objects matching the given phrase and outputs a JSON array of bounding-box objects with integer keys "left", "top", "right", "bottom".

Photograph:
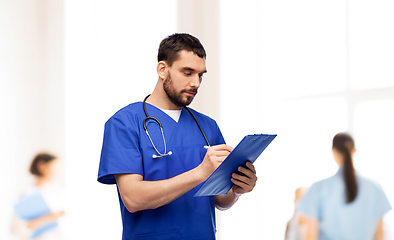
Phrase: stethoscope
[{"left": 143, "top": 95, "right": 210, "bottom": 158}]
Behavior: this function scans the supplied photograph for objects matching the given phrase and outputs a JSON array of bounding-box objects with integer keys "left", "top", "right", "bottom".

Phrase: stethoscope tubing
[{"left": 143, "top": 94, "right": 210, "bottom": 158}]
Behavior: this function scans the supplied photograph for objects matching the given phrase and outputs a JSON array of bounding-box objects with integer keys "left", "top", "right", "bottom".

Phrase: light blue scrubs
[
  {"left": 98, "top": 102, "right": 225, "bottom": 240},
  {"left": 297, "top": 168, "right": 391, "bottom": 240}
]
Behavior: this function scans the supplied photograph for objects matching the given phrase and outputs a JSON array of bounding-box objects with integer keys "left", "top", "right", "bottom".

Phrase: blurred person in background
[
  {"left": 11, "top": 153, "right": 65, "bottom": 240},
  {"left": 296, "top": 133, "right": 391, "bottom": 240},
  {"left": 285, "top": 187, "right": 308, "bottom": 240}
]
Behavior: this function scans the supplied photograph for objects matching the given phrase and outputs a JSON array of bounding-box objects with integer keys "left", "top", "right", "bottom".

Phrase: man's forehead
[{"left": 174, "top": 50, "right": 206, "bottom": 72}]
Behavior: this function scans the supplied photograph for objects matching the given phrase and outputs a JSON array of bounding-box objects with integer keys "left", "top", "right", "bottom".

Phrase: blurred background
[{"left": 1, "top": 0, "right": 393, "bottom": 239}]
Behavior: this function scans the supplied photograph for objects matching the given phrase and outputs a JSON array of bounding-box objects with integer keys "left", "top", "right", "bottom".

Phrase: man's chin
[
  {"left": 184, "top": 96, "right": 195, "bottom": 106},
  {"left": 170, "top": 93, "right": 195, "bottom": 107},
  {"left": 176, "top": 101, "right": 192, "bottom": 107}
]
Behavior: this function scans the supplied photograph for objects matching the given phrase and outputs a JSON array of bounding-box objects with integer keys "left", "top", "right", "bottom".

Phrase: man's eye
[{"left": 184, "top": 72, "right": 192, "bottom": 76}]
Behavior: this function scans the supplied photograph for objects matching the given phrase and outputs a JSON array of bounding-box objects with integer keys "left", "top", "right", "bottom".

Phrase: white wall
[
  {"left": 63, "top": 1, "right": 176, "bottom": 238},
  {"left": 0, "top": 0, "right": 64, "bottom": 239}
]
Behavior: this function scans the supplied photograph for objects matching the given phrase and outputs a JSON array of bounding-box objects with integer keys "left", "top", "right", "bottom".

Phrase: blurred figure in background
[
  {"left": 296, "top": 133, "right": 391, "bottom": 240},
  {"left": 11, "top": 153, "right": 65, "bottom": 240},
  {"left": 285, "top": 187, "right": 308, "bottom": 240}
]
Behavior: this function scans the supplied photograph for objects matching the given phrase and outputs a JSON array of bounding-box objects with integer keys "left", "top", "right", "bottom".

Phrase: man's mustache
[{"left": 181, "top": 88, "right": 198, "bottom": 95}]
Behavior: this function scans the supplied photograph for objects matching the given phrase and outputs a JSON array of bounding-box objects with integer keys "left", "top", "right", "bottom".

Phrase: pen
[{"left": 203, "top": 146, "right": 210, "bottom": 149}]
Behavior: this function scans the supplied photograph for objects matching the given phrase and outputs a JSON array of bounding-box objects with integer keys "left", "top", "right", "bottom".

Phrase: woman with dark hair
[
  {"left": 296, "top": 133, "right": 391, "bottom": 240},
  {"left": 11, "top": 153, "right": 65, "bottom": 240}
]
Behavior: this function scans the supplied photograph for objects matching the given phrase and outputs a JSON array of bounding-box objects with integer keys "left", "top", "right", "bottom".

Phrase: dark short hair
[
  {"left": 158, "top": 33, "right": 206, "bottom": 66},
  {"left": 29, "top": 153, "right": 57, "bottom": 177}
]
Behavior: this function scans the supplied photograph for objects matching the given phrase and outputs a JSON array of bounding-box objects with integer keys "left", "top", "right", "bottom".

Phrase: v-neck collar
[
  {"left": 160, "top": 108, "right": 182, "bottom": 123},
  {"left": 143, "top": 101, "right": 185, "bottom": 124}
]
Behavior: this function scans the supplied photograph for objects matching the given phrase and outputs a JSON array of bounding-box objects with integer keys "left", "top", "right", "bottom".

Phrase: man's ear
[{"left": 157, "top": 61, "right": 168, "bottom": 80}]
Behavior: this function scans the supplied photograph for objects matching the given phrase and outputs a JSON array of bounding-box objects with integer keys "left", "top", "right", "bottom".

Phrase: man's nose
[{"left": 189, "top": 75, "right": 201, "bottom": 88}]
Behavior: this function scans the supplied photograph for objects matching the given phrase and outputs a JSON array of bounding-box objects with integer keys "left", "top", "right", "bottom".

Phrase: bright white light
[
  {"left": 349, "top": 0, "right": 394, "bottom": 90},
  {"left": 219, "top": 0, "right": 394, "bottom": 239}
]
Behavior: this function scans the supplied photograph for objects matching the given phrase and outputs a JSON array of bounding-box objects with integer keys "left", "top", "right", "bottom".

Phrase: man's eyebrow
[{"left": 182, "top": 67, "right": 207, "bottom": 74}]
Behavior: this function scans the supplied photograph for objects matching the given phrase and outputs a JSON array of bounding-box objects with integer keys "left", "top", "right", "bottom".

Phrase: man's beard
[{"left": 163, "top": 73, "right": 197, "bottom": 107}]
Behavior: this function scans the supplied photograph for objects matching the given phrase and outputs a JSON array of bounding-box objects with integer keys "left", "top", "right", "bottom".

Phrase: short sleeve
[
  {"left": 374, "top": 183, "right": 392, "bottom": 219},
  {"left": 97, "top": 109, "right": 143, "bottom": 184},
  {"left": 215, "top": 123, "right": 225, "bottom": 145},
  {"left": 296, "top": 183, "right": 321, "bottom": 220}
]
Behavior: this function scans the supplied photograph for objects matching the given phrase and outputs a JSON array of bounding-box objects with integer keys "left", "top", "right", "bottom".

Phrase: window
[{"left": 219, "top": 0, "right": 394, "bottom": 238}]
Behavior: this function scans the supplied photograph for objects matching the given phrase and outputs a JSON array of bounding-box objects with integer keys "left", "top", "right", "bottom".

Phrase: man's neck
[{"left": 147, "top": 91, "right": 182, "bottom": 110}]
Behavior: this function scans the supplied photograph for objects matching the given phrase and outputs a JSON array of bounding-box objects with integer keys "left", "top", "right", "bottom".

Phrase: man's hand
[
  {"left": 231, "top": 161, "right": 257, "bottom": 195},
  {"left": 215, "top": 161, "right": 258, "bottom": 210},
  {"left": 199, "top": 144, "right": 233, "bottom": 179}
]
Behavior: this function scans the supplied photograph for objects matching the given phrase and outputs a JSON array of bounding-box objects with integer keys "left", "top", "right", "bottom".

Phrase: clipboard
[
  {"left": 194, "top": 134, "right": 276, "bottom": 197},
  {"left": 14, "top": 190, "right": 58, "bottom": 238}
]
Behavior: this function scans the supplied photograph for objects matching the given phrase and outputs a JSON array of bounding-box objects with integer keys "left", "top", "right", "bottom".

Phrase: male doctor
[{"left": 98, "top": 33, "right": 258, "bottom": 240}]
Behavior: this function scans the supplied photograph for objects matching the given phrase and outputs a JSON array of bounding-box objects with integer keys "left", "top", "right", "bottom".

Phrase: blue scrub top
[
  {"left": 98, "top": 102, "right": 225, "bottom": 240},
  {"left": 297, "top": 168, "right": 392, "bottom": 240}
]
